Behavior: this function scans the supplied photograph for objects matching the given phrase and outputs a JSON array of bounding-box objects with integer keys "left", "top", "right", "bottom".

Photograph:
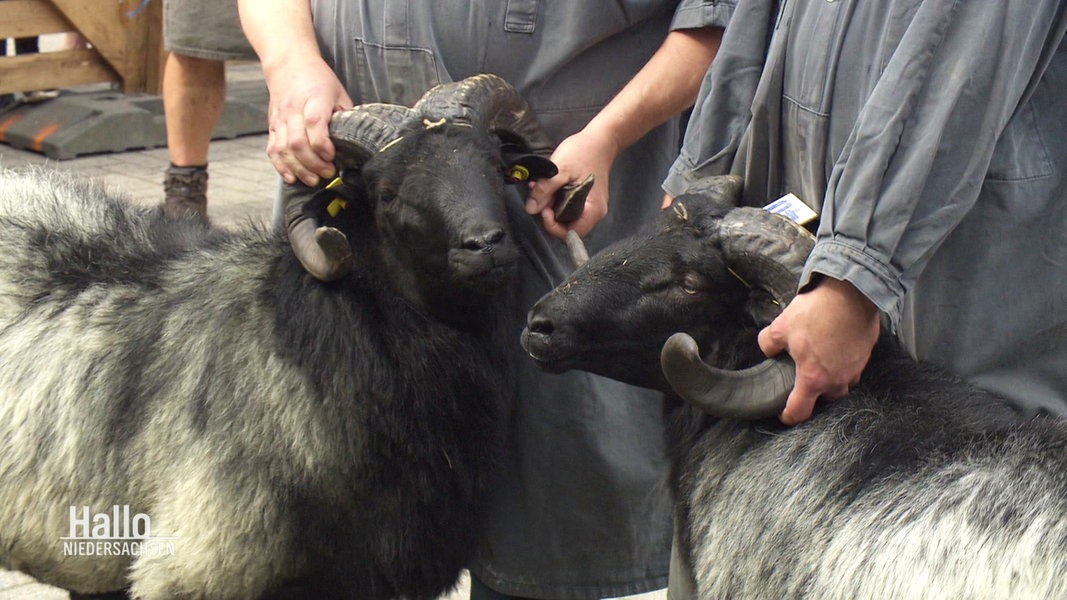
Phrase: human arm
[
  {"left": 525, "top": 26, "right": 723, "bottom": 240},
  {"left": 238, "top": 0, "right": 353, "bottom": 186},
  {"left": 776, "top": 2, "right": 1064, "bottom": 425}
]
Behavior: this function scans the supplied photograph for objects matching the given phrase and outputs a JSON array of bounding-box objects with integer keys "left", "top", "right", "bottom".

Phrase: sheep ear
[
  {"left": 743, "top": 289, "right": 785, "bottom": 329},
  {"left": 302, "top": 171, "right": 368, "bottom": 228},
  {"left": 502, "top": 151, "right": 558, "bottom": 183}
]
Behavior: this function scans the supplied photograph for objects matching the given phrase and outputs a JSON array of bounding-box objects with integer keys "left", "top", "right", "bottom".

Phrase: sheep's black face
[
  {"left": 362, "top": 124, "right": 520, "bottom": 315},
  {"left": 522, "top": 199, "right": 753, "bottom": 391}
]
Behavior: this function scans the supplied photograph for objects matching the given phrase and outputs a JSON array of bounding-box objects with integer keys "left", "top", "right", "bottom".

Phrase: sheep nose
[
  {"left": 462, "top": 228, "right": 506, "bottom": 253},
  {"left": 526, "top": 313, "right": 555, "bottom": 336}
]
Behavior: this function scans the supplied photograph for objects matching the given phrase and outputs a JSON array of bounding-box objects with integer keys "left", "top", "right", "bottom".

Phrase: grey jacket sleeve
[
  {"left": 805, "top": 0, "right": 1065, "bottom": 323},
  {"left": 662, "top": 0, "right": 782, "bottom": 196},
  {"left": 671, "top": 0, "right": 736, "bottom": 30}
]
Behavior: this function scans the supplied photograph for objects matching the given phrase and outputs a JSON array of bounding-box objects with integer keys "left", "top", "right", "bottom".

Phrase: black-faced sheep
[
  {"left": 520, "top": 176, "right": 1067, "bottom": 599},
  {"left": 0, "top": 74, "right": 555, "bottom": 600}
]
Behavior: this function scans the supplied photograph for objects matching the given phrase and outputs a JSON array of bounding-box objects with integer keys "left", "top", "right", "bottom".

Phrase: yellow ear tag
[
  {"left": 506, "top": 164, "right": 530, "bottom": 183},
  {"left": 324, "top": 177, "right": 348, "bottom": 217},
  {"left": 326, "top": 198, "right": 349, "bottom": 217}
]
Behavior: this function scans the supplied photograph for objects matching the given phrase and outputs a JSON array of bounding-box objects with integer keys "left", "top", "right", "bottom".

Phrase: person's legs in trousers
[{"left": 161, "top": 52, "right": 227, "bottom": 223}]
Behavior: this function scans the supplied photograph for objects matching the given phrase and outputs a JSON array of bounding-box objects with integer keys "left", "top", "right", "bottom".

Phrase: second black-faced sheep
[
  {"left": 521, "top": 176, "right": 1067, "bottom": 599},
  {"left": 0, "top": 74, "right": 555, "bottom": 599}
]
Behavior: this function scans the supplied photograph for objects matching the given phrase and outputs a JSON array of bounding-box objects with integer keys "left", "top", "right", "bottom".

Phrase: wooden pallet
[{"left": 0, "top": 0, "right": 163, "bottom": 95}]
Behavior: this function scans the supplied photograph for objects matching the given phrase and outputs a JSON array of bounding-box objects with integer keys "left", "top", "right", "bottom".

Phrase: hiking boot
[{"left": 163, "top": 165, "right": 209, "bottom": 224}]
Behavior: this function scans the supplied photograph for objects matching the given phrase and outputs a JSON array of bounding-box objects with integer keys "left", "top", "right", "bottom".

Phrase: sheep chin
[{"left": 447, "top": 248, "right": 519, "bottom": 290}]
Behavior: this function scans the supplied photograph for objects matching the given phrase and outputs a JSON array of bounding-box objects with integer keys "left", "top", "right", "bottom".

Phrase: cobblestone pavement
[{"left": 0, "top": 63, "right": 276, "bottom": 228}]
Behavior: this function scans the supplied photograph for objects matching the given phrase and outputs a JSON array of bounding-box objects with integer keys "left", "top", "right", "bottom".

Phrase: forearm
[
  {"left": 239, "top": 0, "right": 351, "bottom": 185},
  {"left": 582, "top": 27, "right": 722, "bottom": 156},
  {"left": 528, "top": 27, "right": 722, "bottom": 237},
  {"left": 238, "top": 0, "right": 323, "bottom": 89}
]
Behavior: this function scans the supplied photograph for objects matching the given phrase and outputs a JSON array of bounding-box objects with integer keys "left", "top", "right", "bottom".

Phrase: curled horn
[
  {"left": 287, "top": 104, "right": 414, "bottom": 282},
  {"left": 329, "top": 103, "right": 414, "bottom": 169},
  {"left": 413, "top": 73, "right": 555, "bottom": 157},
  {"left": 660, "top": 206, "right": 815, "bottom": 419},
  {"left": 680, "top": 174, "right": 745, "bottom": 207}
]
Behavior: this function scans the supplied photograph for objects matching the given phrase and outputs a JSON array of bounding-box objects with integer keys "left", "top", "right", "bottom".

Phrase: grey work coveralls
[
  {"left": 309, "top": 1, "right": 730, "bottom": 597},
  {"left": 665, "top": 0, "right": 1067, "bottom": 418}
]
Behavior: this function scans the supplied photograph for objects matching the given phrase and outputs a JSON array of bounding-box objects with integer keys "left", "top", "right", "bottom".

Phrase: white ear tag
[{"left": 765, "top": 193, "right": 817, "bottom": 226}]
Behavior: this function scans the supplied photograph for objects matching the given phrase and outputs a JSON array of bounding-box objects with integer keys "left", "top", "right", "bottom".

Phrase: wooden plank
[
  {"left": 46, "top": 0, "right": 165, "bottom": 94},
  {"left": 0, "top": 0, "right": 75, "bottom": 39},
  {"left": 121, "top": 0, "right": 164, "bottom": 93},
  {"left": 0, "top": 0, "right": 163, "bottom": 94},
  {"left": 48, "top": 0, "right": 130, "bottom": 80},
  {"left": 142, "top": 0, "right": 165, "bottom": 93},
  {"left": 0, "top": 50, "right": 115, "bottom": 95}
]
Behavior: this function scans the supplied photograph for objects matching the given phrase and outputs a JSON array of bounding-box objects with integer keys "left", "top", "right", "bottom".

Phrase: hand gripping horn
[
  {"left": 285, "top": 103, "right": 414, "bottom": 281},
  {"left": 660, "top": 206, "right": 815, "bottom": 419}
]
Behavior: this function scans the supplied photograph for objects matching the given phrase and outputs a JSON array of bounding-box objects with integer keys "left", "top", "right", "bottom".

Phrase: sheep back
[{"left": 671, "top": 341, "right": 1067, "bottom": 600}]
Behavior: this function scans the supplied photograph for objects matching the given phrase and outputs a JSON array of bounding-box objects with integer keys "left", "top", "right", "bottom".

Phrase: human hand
[
  {"left": 524, "top": 127, "right": 618, "bottom": 240},
  {"left": 756, "top": 277, "right": 881, "bottom": 425},
  {"left": 263, "top": 57, "right": 354, "bottom": 187}
]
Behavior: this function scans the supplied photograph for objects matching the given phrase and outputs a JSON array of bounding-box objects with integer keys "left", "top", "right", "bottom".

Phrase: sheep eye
[{"left": 680, "top": 274, "right": 703, "bottom": 296}]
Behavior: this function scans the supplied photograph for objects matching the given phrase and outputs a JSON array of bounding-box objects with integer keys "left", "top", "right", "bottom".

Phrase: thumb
[
  {"left": 526, "top": 179, "right": 563, "bottom": 215},
  {"left": 757, "top": 322, "right": 786, "bottom": 358},
  {"left": 780, "top": 387, "right": 817, "bottom": 426}
]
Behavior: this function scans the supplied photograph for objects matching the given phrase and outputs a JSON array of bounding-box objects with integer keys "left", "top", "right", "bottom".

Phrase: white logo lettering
[{"left": 61, "top": 505, "right": 176, "bottom": 557}]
